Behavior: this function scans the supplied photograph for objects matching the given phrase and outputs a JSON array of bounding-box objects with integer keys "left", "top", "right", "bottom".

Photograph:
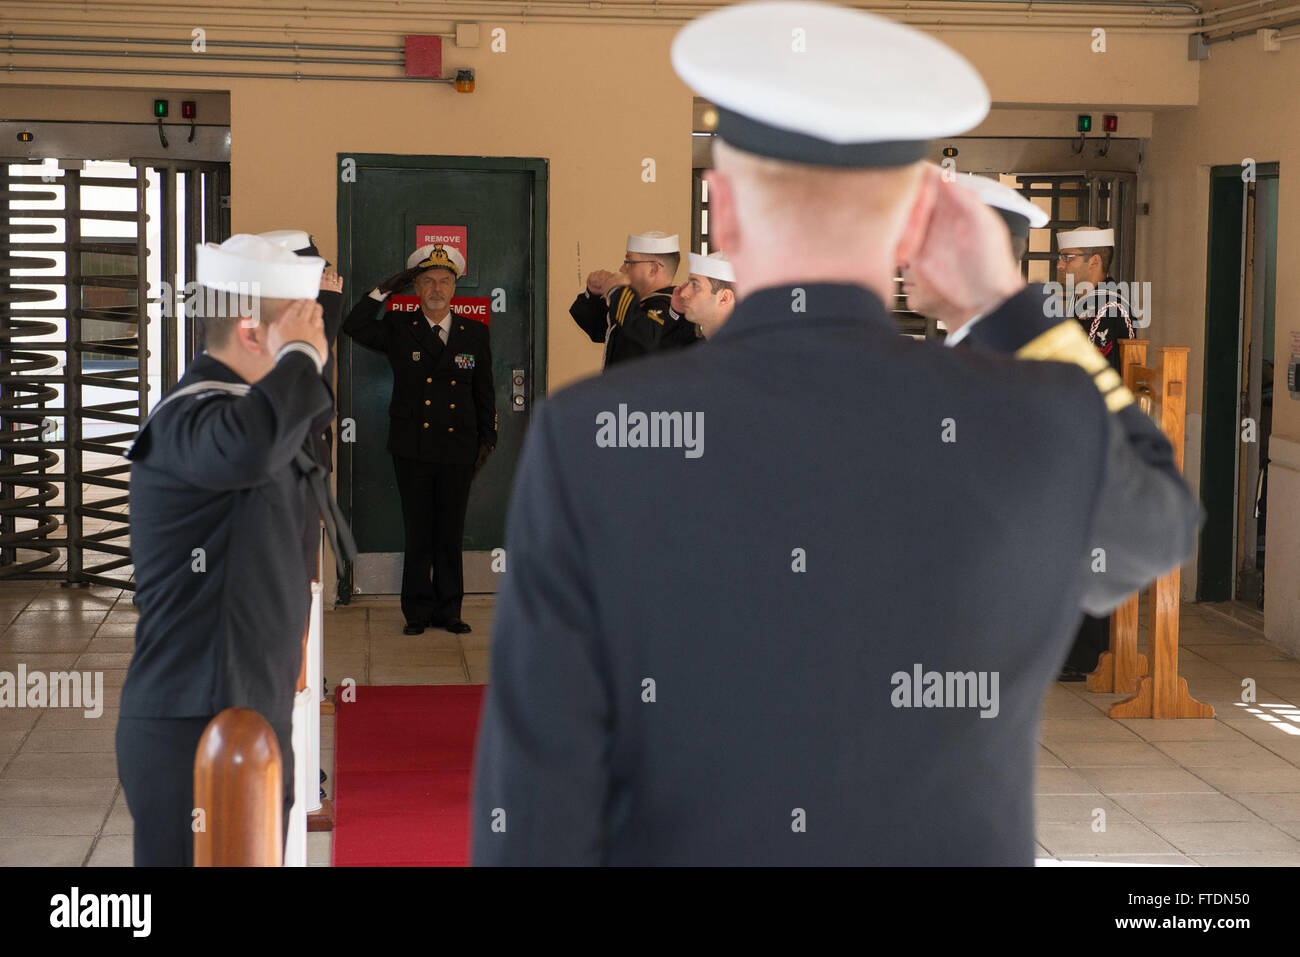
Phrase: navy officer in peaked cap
[
  {"left": 472, "top": 0, "right": 1201, "bottom": 865},
  {"left": 342, "top": 243, "right": 496, "bottom": 635},
  {"left": 119, "top": 234, "right": 332, "bottom": 866}
]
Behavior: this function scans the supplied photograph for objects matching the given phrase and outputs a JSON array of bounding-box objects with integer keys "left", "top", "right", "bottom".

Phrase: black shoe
[
  {"left": 444, "top": 618, "right": 471, "bottom": 634},
  {"left": 1057, "top": 668, "right": 1087, "bottom": 682},
  {"left": 403, "top": 621, "right": 425, "bottom": 636}
]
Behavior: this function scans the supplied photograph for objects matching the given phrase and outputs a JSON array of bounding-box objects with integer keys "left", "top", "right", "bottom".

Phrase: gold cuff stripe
[
  {"left": 1015, "top": 321, "right": 1135, "bottom": 412},
  {"left": 615, "top": 289, "right": 633, "bottom": 324}
]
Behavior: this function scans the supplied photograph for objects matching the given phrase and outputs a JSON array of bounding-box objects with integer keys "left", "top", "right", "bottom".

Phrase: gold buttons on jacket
[
  {"left": 450, "top": 380, "right": 456, "bottom": 386},
  {"left": 449, "top": 403, "right": 455, "bottom": 409},
  {"left": 425, "top": 399, "right": 431, "bottom": 406},
  {"left": 426, "top": 377, "right": 432, "bottom": 383},
  {"left": 447, "top": 427, "right": 454, "bottom": 433},
  {"left": 423, "top": 422, "right": 429, "bottom": 429}
]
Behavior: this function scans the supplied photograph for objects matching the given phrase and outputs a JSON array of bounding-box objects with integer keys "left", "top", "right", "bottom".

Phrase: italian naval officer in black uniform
[
  {"left": 118, "top": 234, "right": 332, "bottom": 866},
  {"left": 342, "top": 243, "right": 496, "bottom": 635},
  {"left": 569, "top": 230, "right": 700, "bottom": 368},
  {"left": 472, "top": 2, "right": 1201, "bottom": 866}
]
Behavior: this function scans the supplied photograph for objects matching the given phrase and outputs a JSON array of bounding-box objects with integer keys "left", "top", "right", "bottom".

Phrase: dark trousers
[
  {"left": 116, "top": 714, "right": 293, "bottom": 866},
  {"left": 392, "top": 455, "right": 475, "bottom": 625},
  {"left": 1064, "top": 613, "right": 1111, "bottom": 673}
]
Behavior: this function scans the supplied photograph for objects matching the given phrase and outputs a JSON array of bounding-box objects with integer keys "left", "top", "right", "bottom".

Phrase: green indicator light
[
  {"left": 154, "top": 99, "right": 169, "bottom": 118},
  {"left": 1077, "top": 114, "right": 1092, "bottom": 133}
]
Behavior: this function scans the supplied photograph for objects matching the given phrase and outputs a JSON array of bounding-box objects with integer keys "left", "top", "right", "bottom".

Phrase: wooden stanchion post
[
  {"left": 194, "top": 708, "right": 283, "bottom": 866},
  {"left": 1107, "top": 346, "right": 1213, "bottom": 719}
]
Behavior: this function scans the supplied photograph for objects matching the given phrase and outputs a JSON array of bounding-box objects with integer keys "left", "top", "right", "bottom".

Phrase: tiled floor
[{"left": 2, "top": 579, "right": 1299, "bottom": 865}]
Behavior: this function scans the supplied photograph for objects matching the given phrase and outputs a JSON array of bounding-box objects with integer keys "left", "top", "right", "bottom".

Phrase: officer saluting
[
  {"left": 473, "top": 0, "right": 1201, "bottom": 865},
  {"left": 570, "top": 230, "right": 700, "bottom": 367},
  {"left": 342, "top": 244, "right": 496, "bottom": 636},
  {"left": 118, "top": 234, "right": 333, "bottom": 866}
]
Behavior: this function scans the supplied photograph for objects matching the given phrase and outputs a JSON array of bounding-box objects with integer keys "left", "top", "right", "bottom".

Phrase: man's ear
[
  {"left": 705, "top": 169, "right": 739, "bottom": 255},
  {"left": 894, "top": 165, "right": 939, "bottom": 271},
  {"left": 233, "top": 316, "right": 261, "bottom": 354}
]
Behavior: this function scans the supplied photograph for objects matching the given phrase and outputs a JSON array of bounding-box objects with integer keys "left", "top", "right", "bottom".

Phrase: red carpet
[{"left": 332, "top": 685, "right": 485, "bottom": 866}]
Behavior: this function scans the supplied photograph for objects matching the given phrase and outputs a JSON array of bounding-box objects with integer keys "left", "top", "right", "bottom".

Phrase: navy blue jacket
[
  {"left": 122, "top": 350, "right": 330, "bottom": 726},
  {"left": 472, "top": 283, "right": 1201, "bottom": 866}
]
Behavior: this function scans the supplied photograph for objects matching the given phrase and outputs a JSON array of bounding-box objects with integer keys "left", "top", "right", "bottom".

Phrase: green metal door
[{"left": 337, "top": 155, "right": 547, "bottom": 600}]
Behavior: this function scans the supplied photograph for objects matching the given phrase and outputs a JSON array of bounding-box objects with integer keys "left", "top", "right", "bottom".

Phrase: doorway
[
  {"left": 1199, "top": 163, "right": 1279, "bottom": 606},
  {"left": 336, "top": 154, "right": 548, "bottom": 602}
]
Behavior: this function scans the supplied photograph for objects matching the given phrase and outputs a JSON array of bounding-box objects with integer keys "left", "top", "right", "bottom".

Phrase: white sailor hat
[
  {"left": 952, "top": 174, "right": 1049, "bottom": 238},
  {"left": 671, "top": 1, "right": 989, "bottom": 167},
  {"left": 259, "top": 228, "right": 317, "bottom": 256},
  {"left": 196, "top": 233, "right": 325, "bottom": 299},
  {"left": 406, "top": 243, "right": 466, "bottom": 278},
  {"left": 688, "top": 251, "right": 736, "bottom": 283},
  {"left": 1056, "top": 226, "right": 1114, "bottom": 249},
  {"left": 627, "top": 231, "right": 680, "bottom": 254}
]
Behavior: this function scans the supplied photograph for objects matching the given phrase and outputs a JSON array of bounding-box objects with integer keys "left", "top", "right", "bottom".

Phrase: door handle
[{"left": 512, "top": 368, "right": 526, "bottom": 412}]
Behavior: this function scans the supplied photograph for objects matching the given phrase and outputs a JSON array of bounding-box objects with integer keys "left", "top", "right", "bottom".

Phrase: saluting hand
[
  {"left": 268, "top": 298, "right": 328, "bottom": 363},
  {"left": 378, "top": 266, "right": 421, "bottom": 295},
  {"left": 320, "top": 268, "right": 343, "bottom": 294},
  {"left": 586, "top": 269, "right": 619, "bottom": 297},
  {"left": 897, "top": 164, "right": 1024, "bottom": 321},
  {"left": 670, "top": 284, "right": 687, "bottom": 315}
]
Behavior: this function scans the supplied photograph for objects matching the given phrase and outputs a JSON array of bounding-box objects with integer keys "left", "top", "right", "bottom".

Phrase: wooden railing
[{"left": 1085, "top": 339, "right": 1213, "bottom": 719}]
